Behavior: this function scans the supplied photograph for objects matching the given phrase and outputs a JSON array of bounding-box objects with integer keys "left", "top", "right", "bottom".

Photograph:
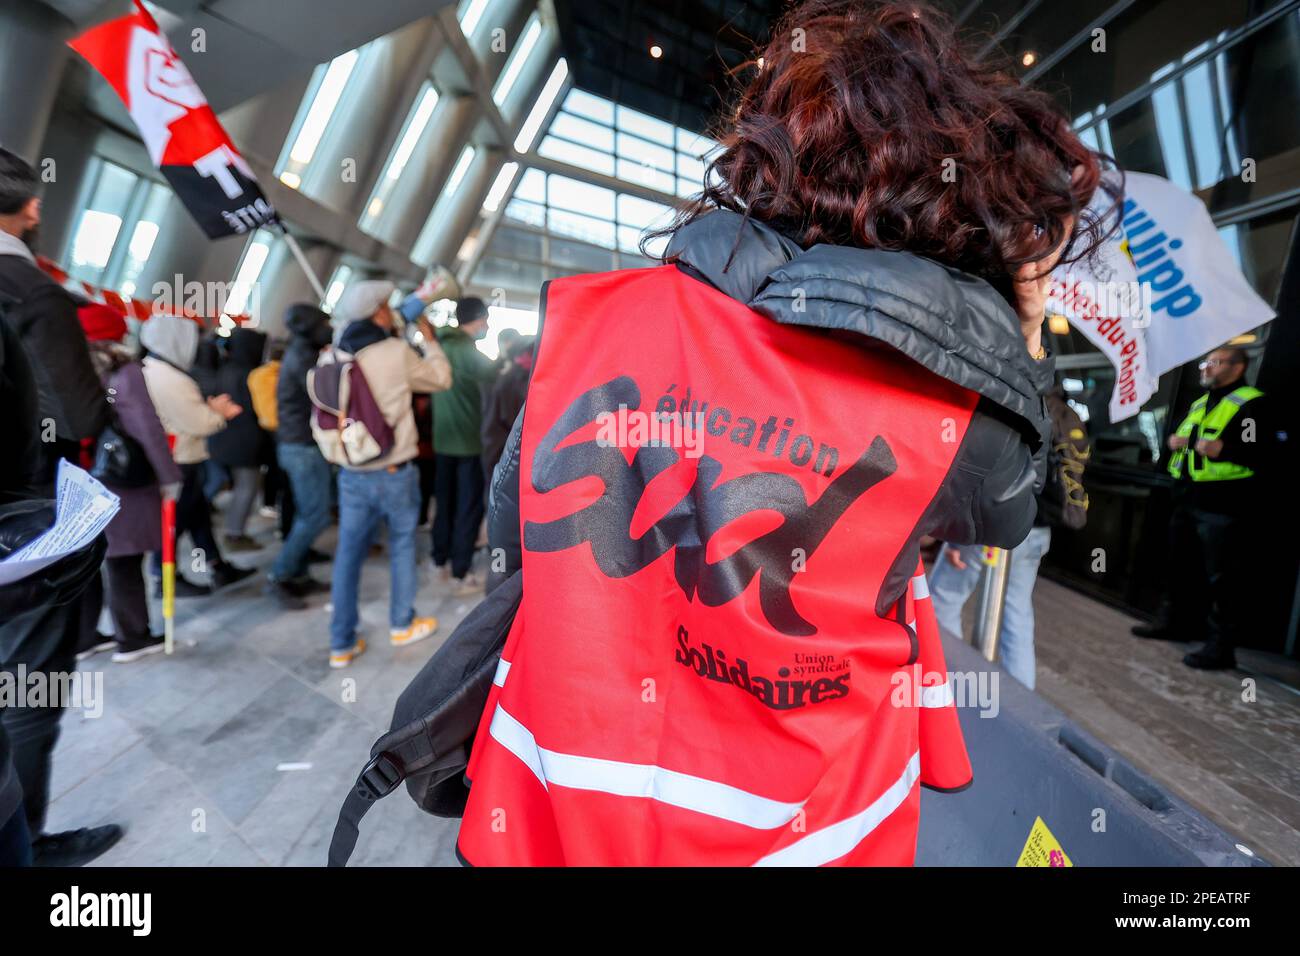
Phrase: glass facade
[{"left": 537, "top": 89, "right": 718, "bottom": 197}]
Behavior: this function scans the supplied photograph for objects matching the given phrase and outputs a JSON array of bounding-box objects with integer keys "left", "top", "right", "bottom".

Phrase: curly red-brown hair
[{"left": 663, "top": 0, "right": 1119, "bottom": 280}]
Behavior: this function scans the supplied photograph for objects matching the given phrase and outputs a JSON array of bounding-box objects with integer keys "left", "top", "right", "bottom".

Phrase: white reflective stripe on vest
[
  {"left": 911, "top": 573, "right": 930, "bottom": 601},
  {"left": 920, "top": 681, "right": 954, "bottom": 708},
  {"left": 753, "top": 752, "right": 921, "bottom": 867},
  {"left": 493, "top": 658, "right": 511, "bottom": 688},
  {"left": 488, "top": 704, "right": 804, "bottom": 830}
]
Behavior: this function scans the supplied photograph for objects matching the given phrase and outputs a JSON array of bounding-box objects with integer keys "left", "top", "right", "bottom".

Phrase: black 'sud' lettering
[{"left": 524, "top": 376, "right": 897, "bottom": 636}]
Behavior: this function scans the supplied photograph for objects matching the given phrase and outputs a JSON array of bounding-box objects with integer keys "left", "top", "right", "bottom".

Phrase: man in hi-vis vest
[{"left": 1142, "top": 346, "right": 1270, "bottom": 670}]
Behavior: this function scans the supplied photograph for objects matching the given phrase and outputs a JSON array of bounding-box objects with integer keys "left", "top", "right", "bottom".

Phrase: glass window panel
[
  {"left": 458, "top": 0, "right": 490, "bottom": 37},
  {"left": 474, "top": 255, "right": 545, "bottom": 292},
  {"left": 322, "top": 264, "right": 354, "bottom": 313},
  {"left": 547, "top": 209, "right": 616, "bottom": 247},
  {"left": 538, "top": 135, "right": 615, "bottom": 175},
  {"left": 616, "top": 193, "right": 671, "bottom": 230},
  {"left": 549, "top": 113, "right": 615, "bottom": 152},
  {"left": 546, "top": 175, "right": 615, "bottom": 219},
  {"left": 68, "top": 161, "right": 138, "bottom": 284},
  {"left": 493, "top": 14, "right": 542, "bottom": 107},
  {"left": 504, "top": 198, "right": 546, "bottom": 228},
  {"left": 676, "top": 152, "right": 706, "bottom": 182},
  {"left": 282, "top": 49, "right": 359, "bottom": 176},
  {"left": 361, "top": 83, "right": 439, "bottom": 231},
  {"left": 615, "top": 157, "right": 676, "bottom": 193},
  {"left": 548, "top": 237, "right": 615, "bottom": 272},
  {"left": 616, "top": 104, "right": 674, "bottom": 144},
  {"left": 676, "top": 128, "right": 717, "bottom": 158},
  {"left": 116, "top": 182, "right": 170, "bottom": 297},
  {"left": 564, "top": 88, "right": 615, "bottom": 125},
  {"left": 616, "top": 132, "right": 675, "bottom": 175},
  {"left": 488, "top": 226, "right": 545, "bottom": 261},
  {"left": 1149, "top": 81, "right": 1193, "bottom": 189},
  {"left": 514, "top": 167, "right": 546, "bottom": 202}
]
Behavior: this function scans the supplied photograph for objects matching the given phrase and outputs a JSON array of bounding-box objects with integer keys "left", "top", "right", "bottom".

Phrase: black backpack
[{"left": 328, "top": 571, "right": 522, "bottom": 867}]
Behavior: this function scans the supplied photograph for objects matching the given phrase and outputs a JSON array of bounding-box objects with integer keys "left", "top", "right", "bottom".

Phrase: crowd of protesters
[{"left": 0, "top": 146, "right": 534, "bottom": 866}]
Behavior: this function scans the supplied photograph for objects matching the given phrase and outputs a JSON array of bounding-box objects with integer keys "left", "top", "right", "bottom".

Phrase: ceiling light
[
  {"left": 650, "top": 44, "right": 663, "bottom": 59},
  {"left": 1021, "top": 51, "right": 1037, "bottom": 67}
]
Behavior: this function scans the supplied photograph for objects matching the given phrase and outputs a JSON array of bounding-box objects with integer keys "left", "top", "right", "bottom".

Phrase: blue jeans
[
  {"left": 329, "top": 463, "right": 420, "bottom": 652},
  {"left": 270, "top": 443, "right": 332, "bottom": 581},
  {"left": 927, "top": 526, "right": 1052, "bottom": 690}
]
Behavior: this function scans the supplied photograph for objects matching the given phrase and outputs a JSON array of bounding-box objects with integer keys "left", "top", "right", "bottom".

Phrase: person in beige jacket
[
  {"left": 326, "top": 279, "right": 452, "bottom": 668},
  {"left": 139, "top": 315, "right": 251, "bottom": 594}
]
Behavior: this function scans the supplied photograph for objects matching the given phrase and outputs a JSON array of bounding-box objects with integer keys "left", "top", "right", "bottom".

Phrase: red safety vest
[{"left": 459, "top": 265, "right": 976, "bottom": 866}]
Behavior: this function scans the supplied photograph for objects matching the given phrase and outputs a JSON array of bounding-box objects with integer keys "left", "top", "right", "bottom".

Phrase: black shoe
[
  {"left": 306, "top": 548, "right": 331, "bottom": 564},
  {"left": 264, "top": 579, "right": 307, "bottom": 610},
  {"left": 1183, "top": 645, "right": 1237, "bottom": 670},
  {"left": 1131, "top": 622, "right": 1178, "bottom": 640},
  {"left": 223, "top": 533, "right": 262, "bottom": 553},
  {"left": 32, "top": 825, "right": 124, "bottom": 867},
  {"left": 76, "top": 633, "right": 118, "bottom": 661},
  {"left": 285, "top": 575, "right": 328, "bottom": 596},
  {"left": 211, "top": 564, "right": 255, "bottom": 590},
  {"left": 112, "top": 634, "right": 166, "bottom": 663},
  {"left": 156, "top": 576, "right": 213, "bottom": 599}
]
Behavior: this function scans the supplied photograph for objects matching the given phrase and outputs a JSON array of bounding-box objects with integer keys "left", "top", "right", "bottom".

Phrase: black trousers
[
  {"left": 432, "top": 453, "right": 485, "bottom": 579},
  {"left": 175, "top": 462, "right": 224, "bottom": 573},
  {"left": 1167, "top": 504, "right": 1248, "bottom": 653},
  {"left": 104, "top": 554, "right": 152, "bottom": 644},
  {"left": 0, "top": 598, "right": 80, "bottom": 836}
]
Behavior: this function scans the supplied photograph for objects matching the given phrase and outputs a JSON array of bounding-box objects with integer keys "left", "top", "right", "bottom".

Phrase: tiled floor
[
  {"left": 47, "top": 521, "right": 467, "bottom": 866},
  {"left": 1029, "top": 575, "right": 1300, "bottom": 866},
  {"left": 46, "top": 524, "right": 1300, "bottom": 866}
]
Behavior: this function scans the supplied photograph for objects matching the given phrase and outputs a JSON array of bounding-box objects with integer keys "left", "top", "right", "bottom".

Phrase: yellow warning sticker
[{"left": 1016, "top": 816, "right": 1073, "bottom": 867}]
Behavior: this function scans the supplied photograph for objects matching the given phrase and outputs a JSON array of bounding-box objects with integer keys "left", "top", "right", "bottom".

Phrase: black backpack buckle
[{"left": 357, "top": 752, "right": 404, "bottom": 801}]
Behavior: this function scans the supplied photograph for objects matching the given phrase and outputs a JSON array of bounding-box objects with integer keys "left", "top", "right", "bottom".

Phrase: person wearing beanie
[
  {"left": 430, "top": 296, "right": 497, "bottom": 596},
  {"left": 323, "top": 277, "right": 452, "bottom": 669},
  {"left": 265, "top": 304, "right": 335, "bottom": 609},
  {"left": 77, "top": 304, "right": 183, "bottom": 664}
]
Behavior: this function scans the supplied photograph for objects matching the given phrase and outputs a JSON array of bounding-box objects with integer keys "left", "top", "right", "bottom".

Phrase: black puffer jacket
[
  {"left": 487, "top": 210, "right": 1053, "bottom": 608},
  {"left": 0, "top": 252, "right": 108, "bottom": 467},
  {"left": 207, "top": 327, "right": 268, "bottom": 468},
  {"left": 276, "top": 305, "right": 332, "bottom": 446}
]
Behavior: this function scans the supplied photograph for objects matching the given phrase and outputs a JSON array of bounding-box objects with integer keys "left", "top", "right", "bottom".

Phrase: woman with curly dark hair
[{"left": 359, "top": 0, "right": 1118, "bottom": 868}]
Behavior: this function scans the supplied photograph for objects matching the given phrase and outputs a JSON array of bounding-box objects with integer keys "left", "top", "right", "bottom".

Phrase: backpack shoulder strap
[{"left": 327, "top": 652, "right": 500, "bottom": 867}]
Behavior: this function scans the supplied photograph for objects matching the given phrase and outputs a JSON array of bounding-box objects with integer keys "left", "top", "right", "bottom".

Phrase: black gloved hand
[{"left": 0, "top": 499, "right": 107, "bottom": 618}]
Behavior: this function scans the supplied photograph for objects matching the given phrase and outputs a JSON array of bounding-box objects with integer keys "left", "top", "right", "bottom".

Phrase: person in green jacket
[{"left": 431, "top": 298, "right": 497, "bottom": 594}]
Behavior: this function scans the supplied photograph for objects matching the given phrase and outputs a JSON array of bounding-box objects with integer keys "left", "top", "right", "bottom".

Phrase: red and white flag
[{"left": 69, "top": 1, "right": 279, "bottom": 239}]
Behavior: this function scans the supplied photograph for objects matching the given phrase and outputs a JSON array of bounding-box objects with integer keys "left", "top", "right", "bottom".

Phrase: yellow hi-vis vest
[{"left": 1167, "top": 385, "right": 1263, "bottom": 481}]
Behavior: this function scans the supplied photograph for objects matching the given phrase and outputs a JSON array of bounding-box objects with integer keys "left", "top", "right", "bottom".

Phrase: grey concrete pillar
[
  {"left": 0, "top": 0, "right": 73, "bottom": 160},
  {"left": 302, "top": 18, "right": 441, "bottom": 218},
  {"left": 218, "top": 75, "right": 314, "bottom": 172},
  {"left": 413, "top": 146, "right": 503, "bottom": 268},
  {"left": 373, "top": 94, "right": 479, "bottom": 253},
  {"left": 470, "top": 0, "right": 534, "bottom": 88},
  {"left": 253, "top": 237, "right": 339, "bottom": 337},
  {"left": 130, "top": 193, "right": 222, "bottom": 299}
]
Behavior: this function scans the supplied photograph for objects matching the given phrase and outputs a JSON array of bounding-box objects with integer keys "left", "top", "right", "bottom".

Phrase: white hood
[{"left": 140, "top": 315, "right": 199, "bottom": 370}]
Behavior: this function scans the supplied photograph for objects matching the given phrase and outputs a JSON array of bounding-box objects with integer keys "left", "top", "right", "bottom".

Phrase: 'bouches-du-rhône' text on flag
[
  {"left": 68, "top": 1, "right": 279, "bottom": 239},
  {"left": 1048, "top": 170, "right": 1274, "bottom": 422}
]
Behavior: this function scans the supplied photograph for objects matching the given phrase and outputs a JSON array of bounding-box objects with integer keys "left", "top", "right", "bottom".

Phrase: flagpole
[
  {"left": 280, "top": 228, "right": 327, "bottom": 304},
  {"left": 162, "top": 435, "right": 177, "bottom": 655}
]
